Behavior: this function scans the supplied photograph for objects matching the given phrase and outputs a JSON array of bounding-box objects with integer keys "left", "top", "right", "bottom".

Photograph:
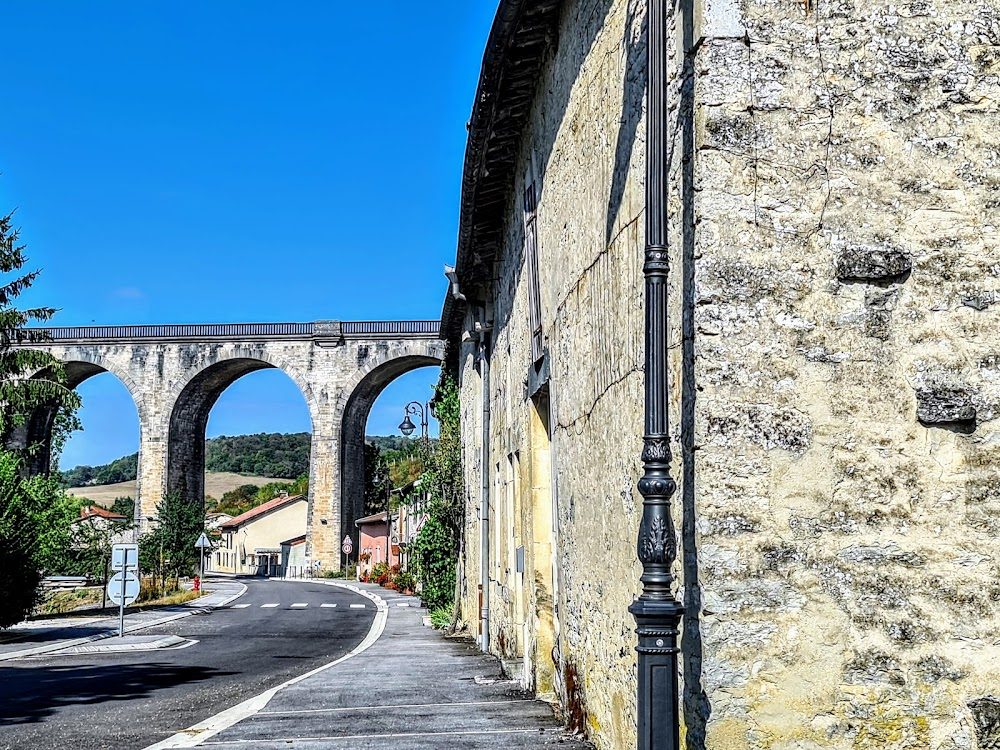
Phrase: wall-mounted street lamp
[{"left": 398, "top": 401, "right": 430, "bottom": 448}]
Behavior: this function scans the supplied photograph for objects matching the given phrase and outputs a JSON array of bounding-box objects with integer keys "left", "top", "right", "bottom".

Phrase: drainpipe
[
  {"left": 477, "top": 320, "right": 492, "bottom": 653},
  {"left": 629, "top": 1, "right": 684, "bottom": 749}
]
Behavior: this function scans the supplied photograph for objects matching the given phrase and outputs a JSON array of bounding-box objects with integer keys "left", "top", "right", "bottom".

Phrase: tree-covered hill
[
  {"left": 204, "top": 432, "right": 310, "bottom": 478},
  {"left": 60, "top": 432, "right": 431, "bottom": 487}
]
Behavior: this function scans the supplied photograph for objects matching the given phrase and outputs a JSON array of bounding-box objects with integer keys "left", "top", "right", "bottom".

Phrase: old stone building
[{"left": 443, "top": 0, "right": 1000, "bottom": 748}]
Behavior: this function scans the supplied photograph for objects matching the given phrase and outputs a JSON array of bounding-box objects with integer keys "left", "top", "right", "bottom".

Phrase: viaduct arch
[{"left": 16, "top": 320, "right": 445, "bottom": 567}]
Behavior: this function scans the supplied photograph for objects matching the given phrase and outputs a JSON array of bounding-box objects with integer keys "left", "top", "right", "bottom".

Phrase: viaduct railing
[{"left": 27, "top": 320, "right": 442, "bottom": 343}]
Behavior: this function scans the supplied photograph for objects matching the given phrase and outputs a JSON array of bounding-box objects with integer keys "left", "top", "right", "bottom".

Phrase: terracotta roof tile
[{"left": 220, "top": 494, "right": 305, "bottom": 529}]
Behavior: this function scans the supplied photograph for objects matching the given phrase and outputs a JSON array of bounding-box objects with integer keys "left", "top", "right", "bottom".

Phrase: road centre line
[
  {"left": 290, "top": 603, "right": 308, "bottom": 608},
  {"left": 349, "top": 603, "right": 366, "bottom": 609},
  {"left": 142, "top": 581, "right": 386, "bottom": 750},
  {"left": 320, "top": 603, "right": 337, "bottom": 608},
  {"left": 258, "top": 699, "right": 536, "bottom": 715},
  {"left": 260, "top": 604, "right": 279, "bottom": 608},
  {"left": 231, "top": 604, "right": 250, "bottom": 609}
]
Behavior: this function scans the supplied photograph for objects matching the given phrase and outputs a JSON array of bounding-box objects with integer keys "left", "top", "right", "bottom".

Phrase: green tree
[
  {"left": 0, "top": 207, "right": 81, "bottom": 627},
  {"left": 109, "top": 496, "right": 135, "bottom": 520},
  {"left": 0, "top": 210, "right": 79, "bottom": 453},
  {"left": 69, "top": 508, "right": 133, "bottom": 607},
  {"left": 0, "top": 452, "right": 76, "bottom": 627},
  {"left": 140, "top": 492, "right": 204, "bottom": 582},
  {"left": 410, "top": 375, "right": 463, "bottom": 613}
]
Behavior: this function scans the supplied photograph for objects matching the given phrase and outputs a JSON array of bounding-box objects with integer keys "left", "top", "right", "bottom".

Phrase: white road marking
[
  {"left": 290, "top": 603, "right": 308, "bottom": 608},
  {"left": 320, "top": 603, "right": 337, "bottom": 608},
  {"left": 260, "top": 604, "right": 279, "bottom": 608},
  {"left": 396, "top": 603, "right": 410, "bottom": 608},
  {"left": 231, "top": 604, "right": 250, "bottom": 609},
  {"left": 350, "top": 603, "right": 366, "bottom": 609},
  {"left": 142, "top": 582, "right": 387, "bottom": 750}
]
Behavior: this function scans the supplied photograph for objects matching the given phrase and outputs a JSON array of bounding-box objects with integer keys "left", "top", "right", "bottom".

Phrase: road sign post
[
  {"left": 342, "top": 535, "right": 353, "bottom": 580},
  {"left": 110, "top": 544, "right": 139, "bottom": 637},
  {"left": 195, "top": 533, "right": 212, "bottom": 590}
]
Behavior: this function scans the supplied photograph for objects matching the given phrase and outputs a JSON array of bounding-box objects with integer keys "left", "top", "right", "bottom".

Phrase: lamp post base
[{"left": 630, "top": 597, "right": 684, "bottom": 750}]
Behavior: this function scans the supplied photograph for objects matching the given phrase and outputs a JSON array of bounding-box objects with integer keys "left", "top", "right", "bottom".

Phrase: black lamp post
[
  {"left": 629, "top": 1, "right": 683, "bottom": 748},
  {"left": 398, "top": 401, "right": 430, "bottom": 449}
]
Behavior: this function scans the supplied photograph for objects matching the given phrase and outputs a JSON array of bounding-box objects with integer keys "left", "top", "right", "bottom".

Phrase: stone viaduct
[{"left": 12, "top": 319, "right": 445, "bottom": 567}]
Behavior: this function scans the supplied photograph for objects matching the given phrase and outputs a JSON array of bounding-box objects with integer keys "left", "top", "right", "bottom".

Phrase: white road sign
[
  {"left": 107, "top": 572, "right": 140, "bottom": 606},
  {"left": 111, "top": 544, "right": 139, "bottom": 572},
  {"left": 342, "top": 535, "right": 353, "bottom": 555}
]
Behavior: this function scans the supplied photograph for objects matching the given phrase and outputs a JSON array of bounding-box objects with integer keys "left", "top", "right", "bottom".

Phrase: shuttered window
[{"left": 523, "top": 178, "right": 544, "bottom": 363}]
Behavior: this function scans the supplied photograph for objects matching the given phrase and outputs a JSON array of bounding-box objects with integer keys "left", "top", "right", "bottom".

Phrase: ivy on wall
[{"left": 411, "top": 373, "right": 463, "bottom": 612}]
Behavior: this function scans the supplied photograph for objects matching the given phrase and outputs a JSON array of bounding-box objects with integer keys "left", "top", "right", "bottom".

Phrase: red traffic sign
[{"left": 342, "top": 535, "right": 353, "bottom": 555}]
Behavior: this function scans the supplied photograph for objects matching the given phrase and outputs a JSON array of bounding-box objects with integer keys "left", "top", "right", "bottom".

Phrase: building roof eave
[{"left": 443, "top": 0, "right": 563, "bottom": 341}]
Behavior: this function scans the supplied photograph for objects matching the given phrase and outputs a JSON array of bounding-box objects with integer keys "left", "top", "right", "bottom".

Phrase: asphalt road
[{"left": 0, "top": 578, "right": 376, "bottom": 750}]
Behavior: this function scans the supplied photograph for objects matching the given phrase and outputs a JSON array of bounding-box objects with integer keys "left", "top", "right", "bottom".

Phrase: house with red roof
[
  {"left": 69, "top": 505, "right": 132, "bottom": 547},
  {"left": 210, "top": 493, "right": 307, "bottom": 577}
]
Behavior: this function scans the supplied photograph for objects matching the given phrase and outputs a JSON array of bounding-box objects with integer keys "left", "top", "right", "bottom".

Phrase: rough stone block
[
  {"left": 835, "top": 243, "right": 913, "bottom": 283},
  {"left": 916, "top": 387, "right": 976, "bottom": 425}
]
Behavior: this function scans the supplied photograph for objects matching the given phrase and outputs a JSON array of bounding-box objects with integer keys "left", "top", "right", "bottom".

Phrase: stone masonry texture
[{"left": 452, "top": 0, "right": 1000, "bottom": 748}]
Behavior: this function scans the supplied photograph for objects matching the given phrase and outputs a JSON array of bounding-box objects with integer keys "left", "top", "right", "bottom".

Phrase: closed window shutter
[{"left": 523, "top": 180, "right": 544, "bottom": 363}]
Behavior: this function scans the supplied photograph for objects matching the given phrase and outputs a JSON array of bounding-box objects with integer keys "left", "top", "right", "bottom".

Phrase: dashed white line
[
  {"left": 320, "top": 603, "right": 337, "bottom": 608},
  {"left": 349, "top": 604, "right": 366, "bottom": 609},
  {"left": 290, "top": 603, "right": 308, "bottom": 608},
  {"left": 261, "top": 604, "right": 279, "bottom": 608},
  {"left": 396, "top": 603, "right": 410, "bottom": 608},
  {"left": 231, "top": 604, "right": 251, "bottom": 609}
]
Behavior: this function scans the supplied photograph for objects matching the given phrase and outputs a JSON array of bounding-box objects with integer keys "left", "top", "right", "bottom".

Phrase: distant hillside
[
  {"left": 205, "top": 432, "right": 310, "bottom": 478},
  {"left": 66, "top": 473, "right": 287, "bottom": 507},
  {"left": 60, "top": 432, "right": 430, "bottom": 487}
]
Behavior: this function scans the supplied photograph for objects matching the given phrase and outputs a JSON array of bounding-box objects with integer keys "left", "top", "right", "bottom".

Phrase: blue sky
[{"left": 1, "top": 3, "right": 498, "bottom": 469}]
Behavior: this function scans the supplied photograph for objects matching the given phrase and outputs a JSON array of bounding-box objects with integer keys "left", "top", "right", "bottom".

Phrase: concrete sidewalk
[
  {"left": 154, "top": 581, "right": 594, "bottom": 749},
  {"left": 0, "top": 578, "right": 245, "bottom": 661}
]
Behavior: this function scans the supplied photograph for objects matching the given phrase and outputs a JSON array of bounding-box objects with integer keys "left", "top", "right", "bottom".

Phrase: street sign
[
  {"left": 342, "top": 535, "right": 353, "bottom": 556},
  {"left": 107, "top": 572, "right": 140, "bottom": 606},
  {"left": 111, "top": 543, "right": 139, "bottom": 572},
  {"left": 195, "top": 533, "right": 212, "bottom": 549}
]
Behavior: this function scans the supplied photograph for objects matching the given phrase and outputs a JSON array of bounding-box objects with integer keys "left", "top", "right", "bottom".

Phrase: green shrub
[{"left": 430, "top": 603, "right": 454, "bottom": 629}]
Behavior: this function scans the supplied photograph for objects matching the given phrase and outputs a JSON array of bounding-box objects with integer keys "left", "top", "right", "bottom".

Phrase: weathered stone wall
[
  {"left": 457, "top": 0, "right": 1000, "bottom": 747},
  {"left": 689, "top": 0, "right": 1000, "bottom": 747},
  {"left": 458, "top": 0, "right": 651, "bottom": 745}
]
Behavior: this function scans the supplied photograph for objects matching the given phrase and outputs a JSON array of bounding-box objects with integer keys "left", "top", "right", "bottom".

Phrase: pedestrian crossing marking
[
  {"left": 261, "top": 603, "right": 279, "bottom": 608},
  {"left": 349, "top": 604, "right": 366, "bottom": 609},
  {"left": 232, "top": 604, "right": 251, "bottom": 609},
  {"left": 290, "top": 603, "right": 308, "bottom": 608},
  {"left": 321, "top": 603, "right": 337, "bottom": 608}
]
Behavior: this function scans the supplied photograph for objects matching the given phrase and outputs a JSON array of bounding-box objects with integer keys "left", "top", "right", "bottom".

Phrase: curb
[
  {"left": 0, "top": 583, "right": 247, "bottom": 662},
  {"left": 142, "top": 580, "right": 387, "bottom": 749}
]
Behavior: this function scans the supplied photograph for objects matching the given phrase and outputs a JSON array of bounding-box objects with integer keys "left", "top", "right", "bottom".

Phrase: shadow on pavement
[
  {"left": 0, "top": 662, "right": 236, "bottom": 726},
  {"left": 0, "top": 626, "right": 112, "bottom": 646}
]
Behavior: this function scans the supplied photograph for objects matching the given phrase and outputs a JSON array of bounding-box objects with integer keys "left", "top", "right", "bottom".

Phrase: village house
[
  {"left": 70, "top": 505, "right": 131, "bottom": 547},
  {"left": 211, "top": 493, "right": 307, "bottom": 577},
  {"left": 355, "top": 510, "right": 399, "bottom": 579},
  {"left": 442, "top": 0, "right": 1000, "bottom": 748},
  {"left": 279, "top": 534, "right": 308, "bottom": 578}
]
